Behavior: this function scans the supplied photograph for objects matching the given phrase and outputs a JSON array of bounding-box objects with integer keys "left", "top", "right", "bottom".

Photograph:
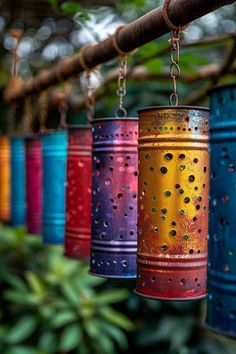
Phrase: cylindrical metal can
[
  {"left": 42, "top": 130, "right": 68, "bottom": 244},
  {"left": 136, "top": 106, "right": 209, "bottom": 300},
  {"left": 10, "top": 136, "right": 26, "bottom": 226},
  {"left": 0, "top": 136, "right": 11, "bottom": 222},
  {"left": 64, "top": 125, "right": 92, "bottom": 260},
  {"left": 25, "top": 135, "right": 42, "bottom": 235},
  {"left": 90, "top": 118, "right": 138, "bottom": 278},
  {"left": 206, "top": 83, "right": 236, "bottom": 337}
]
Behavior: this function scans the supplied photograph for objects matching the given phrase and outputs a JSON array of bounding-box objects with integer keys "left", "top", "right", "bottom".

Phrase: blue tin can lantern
[
  {"left": 10, "top": 136, "right": 26, "bottom": 226},
  {"left": 89, "top": 118, "right": 138, "bottom": 278},
  {"left": 206, "top": 83, "right": 236, "bottom": 337},
  {"left": 42, "top": 130, "right": 68, "bottom": 244}
]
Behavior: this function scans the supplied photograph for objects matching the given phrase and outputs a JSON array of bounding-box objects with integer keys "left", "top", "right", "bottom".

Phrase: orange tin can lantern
[
  {"left": 0, "top": 136, "right": 11, "bottom": 222},
  {"left": 135, "top": 106, "right": 209, "bottom": 300}
]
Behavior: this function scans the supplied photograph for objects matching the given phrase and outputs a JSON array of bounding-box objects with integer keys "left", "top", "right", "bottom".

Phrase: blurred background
[{"left": 0, "top": 1, "right": 236, "bottom": 353}]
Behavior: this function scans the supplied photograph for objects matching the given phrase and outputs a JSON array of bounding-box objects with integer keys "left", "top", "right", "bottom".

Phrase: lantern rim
[
  {"left": 208, "top": 82, "right": 236, "bottom": 94},
  {"left": 68, "top": 124, "right": 92, "bottom": 130},
  {"left": 137, "top": 105, "right": 209, "bottom": 113}
]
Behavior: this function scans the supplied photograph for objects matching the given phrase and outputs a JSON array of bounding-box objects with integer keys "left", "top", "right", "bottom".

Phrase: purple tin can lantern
[
  {"left": 64, "top": 125, "right": 92, "bottom": 260},
  {"left": 25, "top": 135, "right": 42, "bottom": 235},
  {"left": 90, "top": 117, "right": 138, "bottom": 278}
]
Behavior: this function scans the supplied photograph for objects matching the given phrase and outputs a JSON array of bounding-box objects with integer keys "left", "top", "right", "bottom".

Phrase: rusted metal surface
[
  {"left": 90, "top": 118, "right": 138, "bottom": 278},
  {"left": 206, "top": 83, "right": 236, "bottom": 337},
  {"left": 64, "top": 126, "right": 92, "bottom": 260},
  {"left": 135, "top": 106, "right": 209, "bottom": 300},
  {"left": 4, "top": 0, "right": 234, "bottom": 103}
]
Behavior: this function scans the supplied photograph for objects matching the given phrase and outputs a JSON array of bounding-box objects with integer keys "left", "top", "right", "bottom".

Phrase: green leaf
[
  {"left": 99, "top": 307, "right": 134, "bottom": 331},
  {"left": 5, "top": 346, "right": 40, "bottom": 354},
  {"left": 59, "top": 324, "right": 81, "bottom": 351},
  {"left": 145, "top": 58, "right": 164, "bottom": 73},
  {"left": 25, "top": 271, "right": 45, "bottom": 295},
  {"left": 50, "top": 310, "right": 77, "bottom": 328},
  {"left": 61, "top": 281, "right": 81, "bottom": 308},
  {"left": 38, "top": 331, "right": 58, "bottom": 353},
  {"left": 61, "top": 1, "right": 81, "bottom": 15},
  {"left": 48, "top": 0, "right": 58, "bottom": 8},
  {"left": 97, "top": 320, "right": 128, "bottom": 350},
  {"left": 94, "top": 289, "right": 129, "bottom": 305},
  {"left": 6, "top": 316, "right": 37, "bottom": 344}
]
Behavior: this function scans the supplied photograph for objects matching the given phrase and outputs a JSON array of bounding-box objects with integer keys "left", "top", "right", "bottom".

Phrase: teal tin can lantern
[
  {"left": 10, "top": 136, "right": 26, "bottom": 226},
  {"left": 206, "top": 83, "right": 236, "bottom": 337},
  {"left": 42, "top": 130, "right": 68, "bottom": 244}
]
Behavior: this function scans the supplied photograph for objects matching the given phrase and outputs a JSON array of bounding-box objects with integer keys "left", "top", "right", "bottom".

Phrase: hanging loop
[
  {"left": 79, "top": 46, "right": 97, "bottom": 123},
  {"left": 115, "top": 55, "right": 128, "bottom": 118},
  {"left": 58, "top": 92, "right": 68, "bottom": 130},
  {"left": 162, "top": 0, "right": 188, "bottom": 106}
]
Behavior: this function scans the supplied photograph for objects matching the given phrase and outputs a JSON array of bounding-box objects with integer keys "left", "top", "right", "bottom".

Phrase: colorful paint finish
[
  {"left": 90, "top": 118, "right": 138, "bottom": 278},
  {"left": 136, "top": 106, "right": 209, "bottom": 300},
  {"left": 0, "top": 136, "right": 11, "bottom": 222},
  {"left": 206, "top": 83, "right": 236, "bottom": 337},
  {"left": 42, "top": 131, "right": 68, "bottom": 244},
  {"left": 25, "top": 135, "right": 42, "bottom": 235},
  {"left": 10, "top": 136, "right": 26, "bottom": 226},
  {"left": 64, "top": 126, "right": 92, "bottom": 260}
]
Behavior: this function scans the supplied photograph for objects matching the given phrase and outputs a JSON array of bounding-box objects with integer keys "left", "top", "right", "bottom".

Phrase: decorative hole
[
  {"left": 228, "top": 164, "right": 235, "bottom": 172},
  {"left": 113, "top": 205, "right": 118, "bottom": 210},
  {"left": 151, "top": 208, "right": 157, "bottom": 213},
  {"left": 129, "top": 205, "right": 134, "bottom": 210},
  {"left": 179, "top": 189, "right": 184, "bottom": 194},
  {"left": 109, "top": 155, "right": 113, "bottom": 160},
  {"left": 150, "top": 166, "right": 155, "bottom": 172},
  {"left": 165, "top": 191, "right": 171, "bottom": 197},
  {"left": 161, "top": 208, "right": 167, "bottom": 214},
  {"left": 153, "top": 226, "right": 158, "bottom": 232},
  {"left": 193, "top": 158, "right": 198, "bottom": 163},
  {"left": 171, "top": 221, "right": 177, "bottom": 226},
  {"left": 169, "top": 230, "right": 176, "bottom": 237},
  {"left": 160, "top": 166, "right": 168, "bottom": 174},
  {"left": 229, "top": 310, "right": 236, "bottom": 319},
  {"left": 179, "top": 154, "right": 185, "bottom": 160},
  {"left": 197, "top": 196, "right": 202, "bottom": 202},
  {"left": 105, "top": 178, "right": 111, "bottom": 186},
  {"left": 161, "top": 245, "right": 168, "bottom": 251},
  {"left": 183, "top": 235, "right": 189, "bottom": 240},
  {"left": 145, "top": 154, "right": 150, "bottom": 160},
  {"left": 194, "top": 186, "right": 199, "bottom": 191},
  {"left": 151, "top": 276, "right": 156, "bottom": 282},
  {"left": 143, "top": 181, "right": 147, "bottom": 186},
  {"left": 161, "top": 215, "right": 166, "bottom": 221},
  {"left": 180, "top": 278, "right": 186, "bottom": 285},
  {"left": 175, "top": 184, "right": 180, "bottom": 189},
  {"left": 179, "top": 209, "right": 185, "bottom": 216},
  {"left": 129, "top": 230, "right": 134, "bottom": 236},
  {"left": 124, "top": 213, "right": 128, "bottom": 218},
  {"left": 196, "top": 204, "right": 200, "bottom": 210},
  {"left": 188, "top": 175, "right": 195, "bottom": 182},
  {"left": 198, "top": 229, "right": 201, "bottom": 234},
  {"left": 184, "top": 197, "right": 190, "bottom": 203},
  {"left": 189, "top": 249, "right": 194, "bottom": 254},
  {"left": 203, "top": 166, "right": 207, "bottom": 173},
  {"left": 104, "top": 221, "right": 109, "bottom": 227},
  {"left": 152, "top": 196, "right": 157, "bottom": 202},
  {"left": 164, "top": 153, "right": 173, "bottom": 161},
  {"left": 134, "top": 171, "right": 138, "bottom": 176},
  {"left": 117, "top": 193, "right": 123, "bottom": 199},
  {"left": 109, "top": 167, "right": 113, "bottom": 172}
]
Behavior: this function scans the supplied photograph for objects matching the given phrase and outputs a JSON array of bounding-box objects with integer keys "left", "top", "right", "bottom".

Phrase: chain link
[
  {"left": 38, "top": 91, "right": 48, "bottom": 132},
  {"left": 85, "top": 72, "right": 95, "bottom": 123},
  {"left": 115, "top": 56, "right": 127, "bottom": 118},
  {"left": 169, "top": 31, "right": 181, "bottom": 106},
  {"left": 58, "top": 91, "right": 68, "bottom": 129}
]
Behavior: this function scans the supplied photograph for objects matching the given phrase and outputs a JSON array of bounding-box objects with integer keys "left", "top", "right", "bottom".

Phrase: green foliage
[{"left": 0, "top": 225, "right": 132, "bottom": 354}]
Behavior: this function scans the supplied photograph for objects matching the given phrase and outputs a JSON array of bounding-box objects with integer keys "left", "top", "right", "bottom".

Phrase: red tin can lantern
[
  {"left": 64, "top": 126, "right": 92, "bottom": 260},
  {"left": 25, "top": 135, "right": 42, "bottom": 235},
  {"left": 135, "top": 106, "right": 209, "bottom": 300}
]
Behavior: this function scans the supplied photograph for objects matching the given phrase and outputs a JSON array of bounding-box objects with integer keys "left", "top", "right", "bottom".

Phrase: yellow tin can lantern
[
  {"left": 0, "top": 136, "right": 11, "bottom": 222},
  {"left": 136, "top": 106, "right": 209, "bottom": 300}
]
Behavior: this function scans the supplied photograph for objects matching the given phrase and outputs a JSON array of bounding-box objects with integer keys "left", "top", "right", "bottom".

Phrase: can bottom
[
  {"left": 89, "top": 271, "right": 136, "bottom": 279},
  {"left": 134, "top": 289, "right": 207, "bottom": 302},
  {"left": 204, "top": 321, "right": 236, "bottom": 339},
  {"left": 64, "top": 252, "right": 90, "bottom": 262}
]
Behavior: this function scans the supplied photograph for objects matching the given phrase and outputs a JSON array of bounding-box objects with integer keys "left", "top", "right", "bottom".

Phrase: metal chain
[
  {"left": 169, "top": 30, "right": 181, "bottom": 106},
  {"left": 58, "top": 93, "right": 68, "bottom": 129},
  {"left": 38, "top": 90, "right": 48, "bottom": 132},
  {"left": 115, "top": 56, "right": 127, "bottom": 118},
  {"left": 85, "top": 72, "right": 95, "bottom": 123},
  {"left": 23, "top": 97, "right": 33, "bottom": 134}
]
